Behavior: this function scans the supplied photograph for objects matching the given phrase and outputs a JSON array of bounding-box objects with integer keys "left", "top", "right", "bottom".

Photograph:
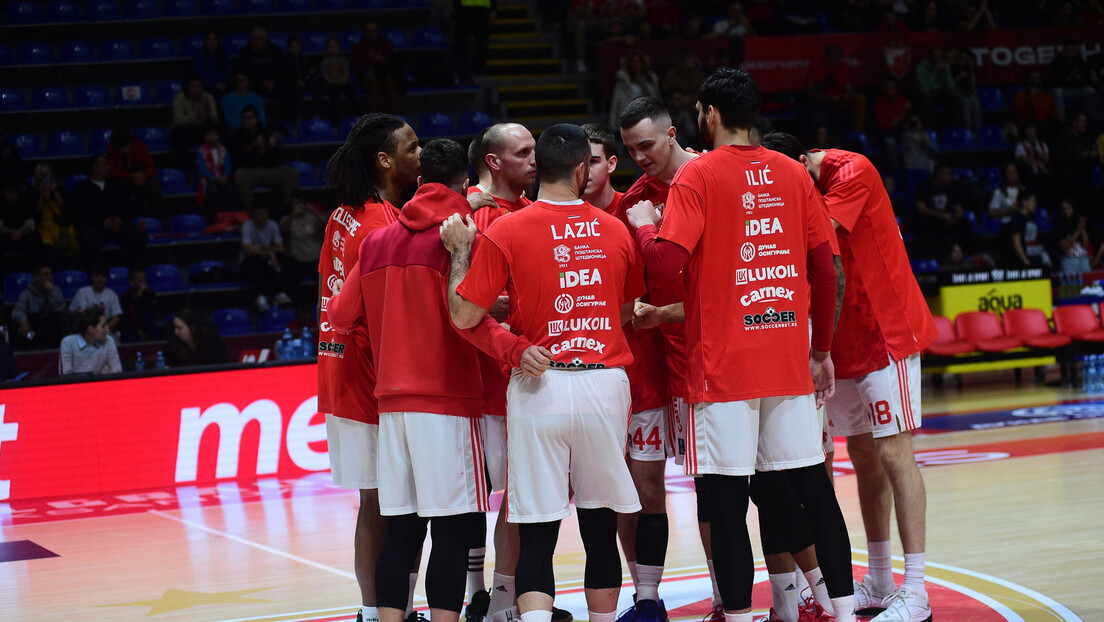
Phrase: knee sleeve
[
  {"left": 376, "top": 513, "right": 429, "bottom": 610},
  {"left": 469, "top": 511, "right": 487, "bottom": 549},
  {"left": 634, "top": 512, "right": 669, "bottom": 567},
  {"left": 695, "top": 478, "right": 711, "bottom": 523},
  {"left": 702, "top": 475, "right": 754, "bottom": 610},
  {"left": 425, "top": 514, "right": 475, "bottom": 612},
  {"left": 790, "top": 465, "right": 853, "bottom": 599},
  {"left": 516, "top": 521, "right": 561, "bottom": 598},
  {"left": 577, "top": 508, "right": 622, "bottom": 589},
  {"left": 750, "top": 471, "right": 814, "bottom": 556}
]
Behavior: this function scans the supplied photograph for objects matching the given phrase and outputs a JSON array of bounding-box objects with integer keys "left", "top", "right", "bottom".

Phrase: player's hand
[
  {"left": 519, "top": 345, "right": 554, "bottom": 377},
  {"left": 632, "top": 302, "right": 663, "bottom": 330},
  {"left": 625, "top": 200, "right": 661, "bottom": 230},
  {"left": 810, "top": 349, "right": 835, "bottom": 408},
  {"left": 439, "top": 213, "right": 477, "bottom": 252},
  {"left": 489, "top": 295, "right": 510, "bottom": 323},
  {"left": 467, "top": 191, "right": 497, "bottom": 212}
]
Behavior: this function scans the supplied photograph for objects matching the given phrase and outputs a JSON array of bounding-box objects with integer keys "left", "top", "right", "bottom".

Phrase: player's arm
[
  {"left": 808, "top": 240, "right": 837, "bottom": 406},
  {"left": 834, "top": 255, "right": 845, "bottom": 329},
  {"left": 327, "top": 259, "right": 364, "bottom": 333},
  {"left": 459, "top": 315, "right": 550, "bottom": 377},
  {"left": 441, "top": 213, "right": 491, "bottom": 329},
  {"left": 632, "top": 301, "right": 684, "bottom": 330},
  {"left": 625, "top": 200, "right": 691, "bottom": 285}
]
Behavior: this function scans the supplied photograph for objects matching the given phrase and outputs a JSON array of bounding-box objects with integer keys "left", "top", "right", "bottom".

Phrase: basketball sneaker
[
  {"left": 853, "top": 575, "right": 896, "bottom": 615},
  {"left": 631, "top": 599, "right": 669, "bottom": 622},
  {"left": 616, "top": 593, "right": 638, "bottom": 622},
  {"left": 797, "top": 597, "right": 835, "bottom": 622},
  {"left": 552, "top": 607, "right": 574, "bottom": 622},
  {"left": 870, "top": 586, "right": 931, "bottom": 622},
  {"left": 753, "top": 608, "right": 786, "bottom": 622},
  {"left": 703, "top": 602, "right": 724, "bottom": 622},
  {"left": 466, "top": 590, "right": 491, "bottom": 622}
]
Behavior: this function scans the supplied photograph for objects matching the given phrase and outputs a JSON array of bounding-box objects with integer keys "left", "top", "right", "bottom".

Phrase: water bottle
[
  {"left": 155, "top": 350, "right": 166, "bottom": 369},
  {"left": 276, "top": 328, "right": 293, "bottom": 360},
  {"left": 134, "top": 351, "right": 145, "bottom": 371},
  {"left": 1081, "top": 356, "right": 1091, "bottom": 393},
  {"left": 289, "top": 330, "right": 303, "bottom": 361},
  {"left": 1094, "top": 354, "right": 1104, "bottom": 393},
  {"left": 300, "top": 327, "right": 314, "bottom": 359}
]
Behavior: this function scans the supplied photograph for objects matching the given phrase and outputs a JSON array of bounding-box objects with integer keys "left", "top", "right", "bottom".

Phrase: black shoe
[
  {"left": 551, "top": 606, "right": 573, "bottom": 622},
  {"left": 466, "top": 589, "right": 491, "bottom": 622}
]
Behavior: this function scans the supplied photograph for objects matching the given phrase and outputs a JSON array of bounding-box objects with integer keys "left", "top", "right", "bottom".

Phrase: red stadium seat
[
  {"left": 925, "top": 315, "right": 976, "bottom": 356},
  {"left": 1002, "top": 308, "right": 1072, "bottom": 349},
  {"left": 954, "top": 311, "right": 1023, "bottom": 352},
  {"left": 1052, "top": 305, "right": 1104, "bottom": 342}
]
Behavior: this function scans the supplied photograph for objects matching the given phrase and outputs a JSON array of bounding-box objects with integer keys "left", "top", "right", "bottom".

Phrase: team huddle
[{"left": 317, "top": 68, "right": 937, "bottom": 622}]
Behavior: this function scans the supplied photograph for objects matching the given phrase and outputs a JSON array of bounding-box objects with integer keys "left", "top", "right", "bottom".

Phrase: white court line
[{"left": 149, "top": 510, "right": 356, "bottom": 581}]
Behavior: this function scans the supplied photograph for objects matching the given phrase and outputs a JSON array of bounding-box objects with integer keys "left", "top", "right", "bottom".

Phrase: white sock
[
  {"left": 830, "top": 595, "right": 856, "bottom": 622},
  {"left": 794, "top": 568, "right": 809, "bottom": 602},
  {"left": 707, "top": 559, "right": 722, "bottom": 607},
  {"left": 406, "top": 573, "right": 418, "bottom": 616},
  {"left": 468, "top": 546, "right": 487, "bottom": 596},
  {"left": 904, "top": 552, "right": 925, "bottom": 589},
  {"left": 722, "top": 613, "right": 752, "bottom": 622},
  {"left": 867, "top": 540, "right": 894, "bottom": 589},
  {"left": 636, "top": 564, "right": 663, "bottom": 602},
  {"left": 360, "top": 606, "right": 380, "bottom": 622},
  {"left": 588, "top": 611, "right": 616, "bottom": 622},
  {"left": 520, "top": 610, "right": 552, "bottom": 622},
  {"left": 768, "top": 572, "right": 799, "bottom": 622},
  {"left": 627, "top": 560, "right": 639, "bottom": 588},
  {"left": 804, "top": 568, "right": 833, "bottom": 615},
  {"left": 488, "top": 572, "right": 515, "bottom": 615}
]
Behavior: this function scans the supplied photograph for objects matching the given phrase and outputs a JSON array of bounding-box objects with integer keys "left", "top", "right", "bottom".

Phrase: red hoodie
[{"left": 328, "top": 183, "right": 533, "bottom": 419}]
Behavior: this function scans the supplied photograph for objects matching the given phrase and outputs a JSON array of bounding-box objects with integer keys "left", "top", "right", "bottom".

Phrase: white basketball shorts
[
  {"left": 483, "top": 413, "right": 507, "bottom": 492},
  {"left": 827, "top": 353, "right": 922, "bottom": 439},
  {"left": 325, "top": 414, "right": 378, "bottom": 490}
]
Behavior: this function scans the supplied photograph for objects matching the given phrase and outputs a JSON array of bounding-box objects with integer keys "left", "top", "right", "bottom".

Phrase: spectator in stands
[
  {"left": 119, "top": 268, "right": 156, "bottom": 343},
  {"left": 69, "top": 264, "right": 122, "bottom": 333},
  {"left": 237, "top": 27, "right": 284, "bottom": 101},
  {"left": 240, "top": 203, "right": 291, "bottom": 312},
  {"left": 914, "top": 46, "right": 957, "bottom": 125},
  {"left": 164, "top": 309, "right": 228, "bottom": 368},
  {"left": 988, "top": 163, "right": 1022, "bottom": 224},
  {"left": 1013, "top": 71, "right": 1060, "bottom": 133},
  {"left": 951, "top": 48, "right": 982, "bottom": 132},
  {"left": 1054, "top": 199, "right": 1092, "bottom": 273},
  {"left": 609, "top": 50, "right": 661, "bottom": 130},
  {"left": 68, "top": 155, "right": 147, "bottom": 267},
  {"left": 106, "top": 128, "right": 162, "bottom": 217},
  {"left": 12, "top": 263, "right": 68, "bottom": 350},
  {"left": 33, "top": 163, "right": 78, "bottom": 265},
  {"left": 911, "top": 0, "right": 945, "bottom": 31},
  {"left": 1052, "top": 112, "right": 1097, "bottom": 206},
  {"left": 809, "top": 125, "right": 838, "bottom": 150},
  {"left": 194, "top": 32, "right": 234, "bottom": 95},
  {"left": 278, "top": 191, "right": 324, "bottom": 306},
  {"left": 1006, "top": 190, "right": 1050, "bottom": 267},
  {"left": 171, "top": 76, "right": 220, "bottom": 172},
  {"left": 281, "top": 36, "right": 313, "bottom": 124},
  {"left": 221, "top": 72, "right": 267, "bottom": 133},
  {"left": 231, "top": 106, "right": 299, "bottom": 212},
  {"left": 916, "top": 163, "right": 973, "bottom": 255},
  {"left": 315, "top": 37, "right": 359, "bottom": 125},
  {"left": 709, "top": 2, "right": 756, "bottom": 37},
  {"left": 875, "top": 7, "right": 911, "bottom": 35},
  {"left": 807, "top": 44, "right": 866, "bottom": 132},
  {"left": 59, "top": 307, "right": 121, "bottom": 376},
  {"left": 196, "top": 125, "right": 236, "bottom": 218},
  {"left": 942, "top": 243, "right": 973, "bottom": 271},
  {"left": 1048, "top": 39, "right": 1101, "bottom": 126},
  {"left": 873, "top": 78, "right": 912, "bottom": 170},
  {"left": 956, "top": 0, "right": 997, "bottom": 30},
  {"left": 1015, "top": 123, "right": 1053, "bottom": 198},
  {"left": 1, "top": 175, "right": 40, "bottom": 262},
  {"left": 901, "top": 115, "right": 936, "bottom": 181},
  {"left": 681, "top": 13, "right": 708, "bottom": 38},
  {"left": 1050, "top": 0, "right": 1086, "bottom": 26},
  {"left": 351, "top": 19, "right": 403, "bottom": 113}
]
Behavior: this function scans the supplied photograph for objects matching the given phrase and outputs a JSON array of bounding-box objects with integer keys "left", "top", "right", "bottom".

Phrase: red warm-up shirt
[
  {"left": 317, "top": 199, "right": 399, "bottom": 424},
  {"left": 328, "top": 184, "right": 532, "bottom": 419}
]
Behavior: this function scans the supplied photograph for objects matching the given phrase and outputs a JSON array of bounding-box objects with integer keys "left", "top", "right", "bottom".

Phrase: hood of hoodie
[{"left": 399, "top": 182, "right": 472, "bottom": 232}]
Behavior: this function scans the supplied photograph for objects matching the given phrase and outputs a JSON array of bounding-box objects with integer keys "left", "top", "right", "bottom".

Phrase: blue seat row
[
  {"left": 4, "top": 127, "right": 171, "bottom": 157},
  {"left": 0, "top": 82, "right": 180, "bottom": 112},
  {"left": 5, "top": 0, "right": 425, "bottom": 25}
]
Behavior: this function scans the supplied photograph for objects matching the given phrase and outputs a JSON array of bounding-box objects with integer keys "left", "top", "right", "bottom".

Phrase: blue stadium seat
[
  {"left": 156, "top": 80, "right": 182, "bottom": 105},
  {"left": 0, "top": 45, "right": 12, "bottom": 66},
  {"left": 32, "top": 86, "right": 68, "bottom": 110},
  {"left": 841, "top": 130, "right": 871, "bottom": 154},
  {"left": 45, "top": 1, "right": 82, "bottom": 21},
  {"left": 339, "top": 29, "right": 361, "bottom": 51},
  {"left": 211, "top": 308, "right": 253, "bottom": 336},
  {"left": 419, "top": 113, "right": 454, "bottom": 137},
  {"left": 75, "top": 85, "right": 111, "bottom": 108},
  {"left": 117, "top": 84, "right": 153, "bottom": 106},
  {"left": 107, "top": 267, "right": 130, "bottom": 295},
  {"left": 141, "top": 37, "right": 177, "bottom": 60},
  {"left": 171, "top": 214, "right": 209, "bottom": 238},
  {"left": 339, "top": 115, "right": 361, "bottom": 137},
  {"left": 3, "top": 272, "right": 34, "bottom": 305},
  {"left": 978, "top": 166, "right": 1002, "bottom": 189},
  {"left": 1036, "top": 206, "right": 1053, "bottom": 233},
  {"left": 298, "top": 118, "right": 338, "bottom": 142},
  {"left": 268, "top": 32, "right": 289, "bottom": 51},
  {"left": 48, "top": 131, "right": 88, "bottom": 157},
  {"left": 126, "top": 0, "right": 159, "bottom": 19},
  {"left": 458, "top": 110, "right": 493, "bottom": 135},
  {"left": 7, "top": 2, "right": 41, "bottom": 24},
  {"left": 167, "top": 0, "right": 199, "bottom": 16},
  {"left": 414, "top": 28, "right": 446, "bottom": 48},
  {"left": 289, "top": 161, "right": 320, "bottom": 186},
  {"left": 135, "top": 127, "right": 169, "bottom": 152},
  {"left": 146, "top": 264, "right": 186, "bottom": 292},
  {"left": 7, "top": 133, "right": 41, "bottom": 156},
  {"left": 977, "top": 86, "right": 1005, "bottom": 110},
  {"left": 101, "top": 39, "right": 136, "bottom": 62},
  {"left": 63, "top": 174, "right": 87, "bottom": 194},
  {"left": 158, "top": 169, "right": 192, "bottom": 195},
  {"left": 223, "top": 34, "right": 249, "bottom": 55},
  {"left": 180, "top": 35, "right": 205, "bottom": 56},
  {"left": 59, "top": 40, "right": 96, "bottom": 63},
  {"left": 317, "top": 0, "right": 351, "bottom": 9},
  {"left": 258, "top": 306, "right": 295, "bottom": 332},
  {"left": 280, "top": 0, "right": 313, "bottom": 11},
  {"left": 300, "top": 32, "right": 328, "bottom": 54},
  {"left": 203, "top": 0, "right": 236, "bottom": 15},
  {"left": 976, "top": 125, "right": 1007, "bottom": 150},
  {"left": 55, "top": 270, "right": 90, "bottom": 299},
  {"left": 19, "top": 42, "right": 55, "bottom": 65},
  {"left": 90, "top": 128, "right": 114, "bottom": 154},
  {"left": 189, "top": 260, "right": 234, "bottom": 287},
  {"left": 0, "top": 89, "right": 27, "bottom": 112},
  {"left": 382, "top": 28, "right": 410, "bottom": 49},
  {"left": 88, "top": 0, "right": 120, "bottom": 20},
  {"left": 241, "top": 0, "right": 274, "bottom": 13},
  {"left": 940, "top": 126, "right": 975, "bottom": 150},
  {"left": 133, "top": 217, "right": 165, "bottom": 239}
]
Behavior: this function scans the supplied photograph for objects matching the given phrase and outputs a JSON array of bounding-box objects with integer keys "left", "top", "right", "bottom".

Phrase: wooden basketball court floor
[{"left": 2, "top": 373, "right": 1103, "bottom": 622}]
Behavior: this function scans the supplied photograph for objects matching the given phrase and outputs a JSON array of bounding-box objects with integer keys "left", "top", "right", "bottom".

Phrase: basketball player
[
  {"left": 444, "top": 123, "right": 643, "bottom": 622},
  {"left": 765, "top": 132, "right": 936, "bottom": 622},
  {"left": 319, "top": 113, "right": 421, "bottom": 622},
  {"left": 327, "top": 138, "right": 536, "bottom": 622},
  {"left": 624, "top": 68, "right": 856, "bottom": 622},
  {"left": 580, "top": 123, "right": 623, "bottom": 214},
  {"left": 467, "top": 128, "right": 498, "bottom": 212}
]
